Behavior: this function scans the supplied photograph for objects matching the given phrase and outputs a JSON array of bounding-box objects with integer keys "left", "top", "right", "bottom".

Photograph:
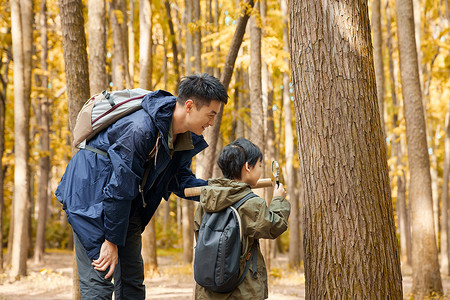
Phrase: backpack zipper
[{"left": 219, "top": 228, "right": 228, "bottom": 283}]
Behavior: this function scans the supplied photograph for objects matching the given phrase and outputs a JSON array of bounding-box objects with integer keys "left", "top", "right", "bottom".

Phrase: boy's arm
[{"left": 241, "top": 196, "right": 291, "bottom": 240}]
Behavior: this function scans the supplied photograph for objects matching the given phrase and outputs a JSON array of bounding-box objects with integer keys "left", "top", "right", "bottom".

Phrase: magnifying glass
[{"left": 272, "top": 161, "right": 280, "bottom": 187}]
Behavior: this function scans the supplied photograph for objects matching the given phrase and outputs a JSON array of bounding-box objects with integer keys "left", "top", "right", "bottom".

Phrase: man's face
[{"left": 186, "top": 99, "right": 222, "bottom": 135}]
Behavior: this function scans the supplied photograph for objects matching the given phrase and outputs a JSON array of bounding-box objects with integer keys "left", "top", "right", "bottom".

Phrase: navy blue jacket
[{"left": 55, "top": 90, "right": 207, "bottom": 259}]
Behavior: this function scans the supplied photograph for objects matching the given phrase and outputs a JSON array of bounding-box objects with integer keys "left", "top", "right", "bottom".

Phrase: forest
[{"left": 0, "top": 0, "right": 449, "bottom": 299}]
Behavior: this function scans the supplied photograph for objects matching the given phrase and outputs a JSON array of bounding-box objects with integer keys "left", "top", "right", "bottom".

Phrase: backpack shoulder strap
[{"left": 232, "top": 192, "right": 257, "bottom": 210}]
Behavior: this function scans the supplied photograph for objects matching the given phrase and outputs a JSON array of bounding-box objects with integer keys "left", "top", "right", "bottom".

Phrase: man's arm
[{"left": 168, "top": 159, "right": 207, "bottom": 201}]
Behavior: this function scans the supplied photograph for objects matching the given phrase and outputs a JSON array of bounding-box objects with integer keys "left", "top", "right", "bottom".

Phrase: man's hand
[{"left": 92, "top": 239, "right": 118, "bottom": 279}]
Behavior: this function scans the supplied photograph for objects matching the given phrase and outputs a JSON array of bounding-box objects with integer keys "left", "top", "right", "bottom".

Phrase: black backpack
[{"left": 194, "top": 192, "right": 258, "bottom": 293}]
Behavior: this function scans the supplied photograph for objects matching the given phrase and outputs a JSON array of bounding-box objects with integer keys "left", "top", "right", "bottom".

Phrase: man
[{"left": 55, "top": 73, "right": 228, "bottom": 299}]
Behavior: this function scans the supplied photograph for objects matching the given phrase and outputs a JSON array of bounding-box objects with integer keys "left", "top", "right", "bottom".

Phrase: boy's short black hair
[
  {"left": 177, "top": 73, "right": 228, "bottom": 109},
  {"left": 217, "top": 137, "right": 263, "bottom": 180}
]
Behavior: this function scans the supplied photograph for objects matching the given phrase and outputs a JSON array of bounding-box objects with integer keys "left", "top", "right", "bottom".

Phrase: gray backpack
[
  {"left": 73, "top": 88, "right": 150, "bottom": 149},
  {"left": 194, "top": 192, "right": 258, "bottom": 293}
]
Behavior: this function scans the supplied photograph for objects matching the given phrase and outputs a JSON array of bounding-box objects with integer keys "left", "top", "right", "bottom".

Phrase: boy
[{"left": 194, "top": 138, "right": 291, "bottom": 299}]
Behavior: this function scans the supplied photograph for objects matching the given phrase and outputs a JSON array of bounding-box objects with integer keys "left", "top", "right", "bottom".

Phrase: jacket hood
[
  {"left": 141, "top": 90, "right": 176, "bottom": 136},
  {"left": 200, "top": 178, "right": 253, "bottom": 212}
]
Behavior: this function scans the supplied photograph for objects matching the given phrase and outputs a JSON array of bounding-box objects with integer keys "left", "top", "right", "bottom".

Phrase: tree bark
[
  {"left": 88, "top": 0, "right": 107, "bottom": 94},
  {"left": 34, "top": 0, "right": 50, "bottom": 264},
  {"left": 10, "top": 0, "right": 32, "bottom": 279},
  {"left": 59, "top": 0, "right": 90, "bottom": 297},
  {"left": 290, "top": 0, "right": 403, "bottom": 298},
  {"left": 139, "top": 0, "right": 152, "bottom": 90},
  {"left": 395, "top": 0, "right": 443, "bottom": 296},
  {"left": 371, "top": 0, "right": 386, "bottom": 138}
]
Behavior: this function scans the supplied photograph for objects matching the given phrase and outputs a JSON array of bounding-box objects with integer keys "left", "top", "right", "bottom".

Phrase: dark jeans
[{"left": 74, "top": 214, "right": 145, "bottom": 300}]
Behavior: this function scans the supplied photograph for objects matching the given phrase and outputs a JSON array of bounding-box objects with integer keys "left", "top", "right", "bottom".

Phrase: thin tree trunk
[
  {"left": 386, "top": 0, "right": 411, "bottom": 267},
  {"left": 193, "top": 0, "right": 201, "bottom": 72},
  {"left": 182, "top": 200, "right": 194, "bottom": 263},
  {"left": 34, "top": 0, "right": 50, "bottom": 264},
  {"left": 441, "top": 101, "right": 450, "bottom": 275},
  {"left": 59, "top": 0, "right": 90, "bottom": 297},
  {"left": 139, "top": 0, "right": 152, "bottom": 90},
  {"left": 198, "top": 0, "right": 255, "bottom": 180},
  {"left": 142, "top": 218, "right": 158, "bottom": 272},
  {"left": 88, "top": 0, "right": 107, "bottom": 94},
  {"left": 164, "top": 0, "right": 180, "bottom": 85},
  {"left": 0, "top": 42, "right": 11, "bottom": 272},
  {"left": 128, "top": 0, "right": 135, "bottom": 86},
  {"left": 290, "top": 0, "right": 403, "bottom": 298},
  {"left": 181, "top": 0, "right": 195, "bottom": 264},
  {"left": 371, "top": 0, "right": 386, "bottom": 138},
  {"left": 395, "top": 0, "right": 443, "bottom": 296},
  {"left": 110, "top": 0, "right": 130, "bottom": 90},
  {"left": 185, "top": 0, "right": 193, "bottom": 75},
  {"left": 10, "top": 0, "right": 32, "bottom": 279},
  {"left": 280, "top": 0, "right": 300, "bottom": 269}
]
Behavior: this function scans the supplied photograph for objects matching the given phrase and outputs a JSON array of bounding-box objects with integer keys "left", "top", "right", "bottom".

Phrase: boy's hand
[{"left": 273, "top": 182, "right": 287, "bottom": 198}]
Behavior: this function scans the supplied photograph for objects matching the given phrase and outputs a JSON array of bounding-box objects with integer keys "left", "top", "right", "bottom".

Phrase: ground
[{"left": 0, "top": 251, "right": 448, "bottom": 299}]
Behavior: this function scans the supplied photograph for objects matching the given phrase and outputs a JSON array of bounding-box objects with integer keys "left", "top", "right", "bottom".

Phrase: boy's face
[
  {"left": 246, "top": 159, "right": 263, "bottom": 187},
  {"left": 185, "top": 99, "right": 222, "bottom": 135}
]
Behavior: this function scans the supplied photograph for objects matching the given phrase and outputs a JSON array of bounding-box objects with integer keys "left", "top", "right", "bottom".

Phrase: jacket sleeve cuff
[{"left": 103, "top": 198, "right": 132, "bottom": 246}]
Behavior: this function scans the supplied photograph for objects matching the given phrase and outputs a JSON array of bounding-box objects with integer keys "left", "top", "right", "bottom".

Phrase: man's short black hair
[
  {"left": 217, "top": 137, "right": 263, "bottom": 180},
  {"left": 177, "top": 73, "right": 228, "bottom": 108}
]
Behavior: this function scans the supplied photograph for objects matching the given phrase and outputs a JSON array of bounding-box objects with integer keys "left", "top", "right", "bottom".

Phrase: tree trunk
[
  {"left": 290, "top": 0, "right": 403, "bottom": 298},
  {"left": 193, "top": 0, "right": 201, "bottom": 72},
  {"left": 59, "top": 0, "right": 90, "bottom": 297},
  {"left": 395, "top": 0, "right": 443, "bottom": 296},
  {"left": 249, "top": 1, "right": 269, "bottom": 266},
  {"left": 371, "top": 0, "right": 386, "bottom": 138},
  {"left": 280, "top": 0, "right": 300, "bottom": 269},
  {"left": 10, "top": 0, "right": 32, "bottom": 279},
  {"left": 0, "top": 42, "right": 11, "bottom": 272},
  {"left": 198, "top": 0, "right": 254, "bottom": 180},
  {"left": 164, "top": 0, "right": 180, "bottom": 85},
  {"left": 139, "top": 0, "right": 152, "bottom": 90},
  {"left": 249, "top": 2, "right": 263, "bottom": 150},
  {"left": 128, "top": 0, "right": 135, "bottom": 86},
  {"left": 181, "top": 0, "right": 195, "bottom": 263},
  {"left": 34, "top": 0, "right": 50, "bottom": 264},
  {"left": 110, "top": 0, "right": 130, "bottom": 90},
  {"left": 441, "top": 101, "right": 450, "bottom": 275},
  {"left": 182, "top": 200, "right": 194, "bottom": 263},
  {"left": 185, "top": 0, "right": 193, "bottom": 75},
  {"left": 385, "top": 0, "right": 411, "bottom": 268},
  {"left": 142, "top": 217, "right": 158, "bottom": 273},
  {"left": 88, "top": 0, "right": 107, "bottom": 94}
]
